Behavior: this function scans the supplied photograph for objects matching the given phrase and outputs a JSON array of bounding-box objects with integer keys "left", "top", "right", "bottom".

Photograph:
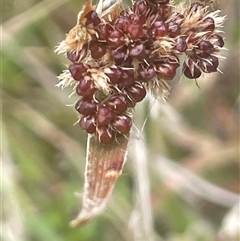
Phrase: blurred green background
[{"left": 2, "top": 0, "right": 240, "bottom": 241}]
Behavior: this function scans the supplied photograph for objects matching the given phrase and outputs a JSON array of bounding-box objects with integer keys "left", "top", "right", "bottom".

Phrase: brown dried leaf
[{"left": 70, "top": 134, "right": 129, "bottom": 227}]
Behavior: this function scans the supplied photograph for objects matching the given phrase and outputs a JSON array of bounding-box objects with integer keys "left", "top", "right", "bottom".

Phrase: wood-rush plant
[{"left": 56, "top": 0, "right": 225, "bottom": 227}]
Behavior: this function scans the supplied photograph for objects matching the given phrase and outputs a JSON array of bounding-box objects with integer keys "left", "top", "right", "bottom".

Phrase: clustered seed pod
[
  {"left": 181, "top": 2, "right": 225, "bottom": 79},
  {"left": 56, "top": 0, "right": 225, "bottom": 144}
]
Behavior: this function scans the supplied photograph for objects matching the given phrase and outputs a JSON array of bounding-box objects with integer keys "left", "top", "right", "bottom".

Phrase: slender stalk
[{"left": 129, "top": 138, "right": 156, "bottom": 241}]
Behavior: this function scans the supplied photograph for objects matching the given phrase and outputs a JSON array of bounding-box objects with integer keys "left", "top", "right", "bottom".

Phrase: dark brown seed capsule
[
  {"left": 138, "top": 64, "right": 156, "bottom": 80},
  {"left": 160, "top": 5, "right": 172, "bottom": 19},
  {"left": 209, "top": 34, "right": 224, "bottom": 48},
  {"left": 151, "top": 20, "right": 166, "bottom": 38},
  {"left": 183, "top": 62, "right": 201, "bottom": 79},
  {"left": 197, "top": 41, "right": 214, "bottom": 58},
  {"left": 106, "top": 94, "right": 129, "bottom": 112},
  {"left": 206, "top": 57, "right": 219, "bottom": 72},
  {"left": 167, "top": 21, "right": 181, "bottom": 38},
  {"left": 126, "top": 82, "right": 146, "bottom": 102},
  {"left": 112, "top": 114, "right": 132, "bottom": 134},
  {"left": 96, "top": 106, "right": 115, "bottom": 126},
  {"left": 112, "top": 46, "right": 128, "bottom": 65},
  {"left": 127, "top": 23, "right": 143, "bottom": 40},
  {"left": 75, "top": 97, "right": 97, "bottom": 115},
  {"left": 67, "top": 44, "right": 88, "bottom": 62},
  {"left": 67, "top": 51, "right": 81, "bottom": 62},
  {"left": 198, "top": 40, "right": 214, "bottom": 54},
  {"left": 149, "top": 13, "right": 162, "bottom": 24},
  {"left": 115, "top": 16, "right": 130, "bottom": 32},
  {"left": 203, "top": 17, "right": 215, "bottom": 31},
  {"left": 105, "top": 67, "right": 122, "bottom": 84},
  {"left": 174, "top": 36, "right": 187, "bottom": 52},
  {"left": 127, "top": 14, "right": 144, "bottom": 40},
  {"left": 121, "top": 57, "right": 133, "bottom": 68},
  {"left": 199, "top": 55, "right": 219, "bottom": 73},
  {"left": 80, "top": 115, "right": 96, "bottom": 134},
  {"left": 189, "top": 2, "right": 205, "bottom": 13},
  {"left": 156, "top": 63, "right": 177, "bottom": 80},
  {"left": 107, "top": 29, "right": 125, "bottom": 48},
  {"left": 85, "top": 10, "right": 101, "bottom": 26},
  {"left": 69, "top": 63, "right": 87, "bottom": 81},
  {"left": 133, "top": 0, "right": 149, "bottom": 15},
  {"left": 129, "top": 42, "right": 146, "bottom": 59},
  {"left": 89, "top": 40, "right": 107, "bottom": 59},
  {"left": 172, "top": 13, "right": 184, "bottom": 24},
  {"left": 97, "top": 23, "right": 114, "bottom": 40},
  {"left": 118, "top": 70, "right": 135, "bottom": 89},
  {"left": 97, "top": 126, "right": 115, "bottom": 144},
  {"left": 76, "top": 78, "right": 96, "bottom": 96}
]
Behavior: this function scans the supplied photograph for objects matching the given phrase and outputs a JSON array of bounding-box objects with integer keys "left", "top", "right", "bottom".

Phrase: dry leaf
[{"left": 70, "top": 134, "right": 129, "bottom": 227}]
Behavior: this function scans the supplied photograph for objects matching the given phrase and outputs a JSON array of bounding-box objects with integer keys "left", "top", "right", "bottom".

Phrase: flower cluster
[{"left": 56, "top": 0, "right": 225, "bottom": 144}]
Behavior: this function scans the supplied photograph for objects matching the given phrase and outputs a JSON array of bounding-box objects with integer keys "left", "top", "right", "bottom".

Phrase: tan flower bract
[{"left": 65, "top": 25, "right": 93, "bottom": 53}]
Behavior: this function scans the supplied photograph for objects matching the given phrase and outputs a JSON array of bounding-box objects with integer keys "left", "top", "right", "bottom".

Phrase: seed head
[{"left": 56, "top": 0, "right": 226, "bottom": 143}]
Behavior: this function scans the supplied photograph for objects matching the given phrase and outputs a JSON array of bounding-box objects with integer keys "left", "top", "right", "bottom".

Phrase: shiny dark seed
[
  {"left": 97, "top": 126, "right": 115, "bottom": 144},
  {"left": 67, "top": 51, "right": 81, "bottom": 62},
  {"left": 106, "top": 94, "right": 129, "bottom": 112},
  {"left": 107, "top": 30, "right": 125, "bottom": 48},
  {"left": 97, "top": 23, "right": 114, "bottom": 40},
  {"left": 69, "top": 63, "right": 87, "bottom": 81},
  {"left": 112, "top": 114, "right": 132, "bottom": 134},
  {"left": 203, "top": 17, "right": 215, "bottom": 31},
  {"left": 167, "top": 21, "right": 181, "bottom": 38},
  {"left": 118, "top": 70, "right": 135, "bottom": 89},
  {"left": 133, "top": 0, "right": 149, "bottom": 15},
  {"left": 89, "top": 40, "right": 107, "bottom": 59},
  {"left": 80, "top": 115, "right": 96, "bottom": 134},
  {"left": 157, "top": 63, "right": 177, "bottom": 80},
  {"left": 151, "top": 20, "right": 166, "bottom": 38},
  {"left": 115, "top": 16, "right": 130, "bottom": 32},
  {"left": 189, "top": 2, "right": 205, "bottom": 13},
  {"left": 138, "top": 64, "right": 156, "bottom": 80},
  {"left": 198, "top": 40, "right": 213, "bottom": 52},
  {"left": 85, "top": 10, "right": 101, "bottom": 26},
  {"left": 209, "top": 34, "right": 224, "bottom": 48},
  {"left": 199, "top": 55, "right": 219, "bottom": 73},
  {"left": 105, "top": 67, "right": 122, "bottom": 84},
  {"left": 76, "top": 78, "right": 95, "bottom": 96},
  {"left": 75, "top": 97, "right": 97, "bottom": 115},
  {"left": 174, "top": 36, "right": 187, "bottom": 52},
  {"left": 126, "top": 82, "right": 146, "bottom": 102},
  {"left": 112, "top": 47, "right": 128, "bottom": 65},
  {"left": 183, "top": 62, "right": 201, "bottom": 79},
  {"left": 160, "top": 5, "right": 172, "bottom": 19},
  {"left": 96, "top": 106, "right": 115, "bottom": 126},
  {"left": 129, "top": 42, "right": 146, "bottom": 59},
  {"left": 127, "top": 14, "right": 144, "bottom": 40}
]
